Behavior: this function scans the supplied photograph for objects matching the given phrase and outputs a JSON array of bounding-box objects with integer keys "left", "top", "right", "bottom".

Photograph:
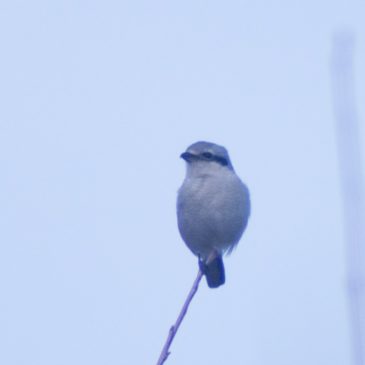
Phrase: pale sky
[{"left": 0, "top": 1, "right": 365, "bottom": 364}]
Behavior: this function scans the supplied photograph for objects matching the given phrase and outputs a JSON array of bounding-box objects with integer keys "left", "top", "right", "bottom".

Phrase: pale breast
[{"left": 177, "top": 173, "right": 250, "bottom": 258}]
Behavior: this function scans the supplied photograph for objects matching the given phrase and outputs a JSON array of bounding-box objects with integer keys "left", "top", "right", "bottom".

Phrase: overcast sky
[{"left": 1, "top": 1, "right": 365, "bottom": 364}]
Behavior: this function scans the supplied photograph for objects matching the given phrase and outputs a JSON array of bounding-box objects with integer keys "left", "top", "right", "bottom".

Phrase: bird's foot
[{"left": 198, "top": 255, "right": 208, "bottom": 274}]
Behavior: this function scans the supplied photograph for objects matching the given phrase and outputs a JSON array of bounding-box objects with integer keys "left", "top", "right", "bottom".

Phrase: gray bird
[{"left": 177, "top": 141, "right": 250, "bottom": 288}]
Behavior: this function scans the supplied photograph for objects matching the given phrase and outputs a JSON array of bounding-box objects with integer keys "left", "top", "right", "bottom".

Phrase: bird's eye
[{"left": 202, "top": 152, "right": 214, "bottom": 159}]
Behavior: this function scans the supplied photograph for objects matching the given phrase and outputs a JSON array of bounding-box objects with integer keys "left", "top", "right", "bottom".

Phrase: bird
[{"left": 177, "top": 141, "right": 250, "bottom": 288}]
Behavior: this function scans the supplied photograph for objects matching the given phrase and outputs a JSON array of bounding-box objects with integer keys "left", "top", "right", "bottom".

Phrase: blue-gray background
[{"left": 1, "top": 1, "right": 364, "bottom": 364}]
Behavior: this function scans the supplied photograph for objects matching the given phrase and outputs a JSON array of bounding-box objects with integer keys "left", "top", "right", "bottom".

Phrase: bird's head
[{"left": 180, "top": 141, "right": 234, "bottom": 176}]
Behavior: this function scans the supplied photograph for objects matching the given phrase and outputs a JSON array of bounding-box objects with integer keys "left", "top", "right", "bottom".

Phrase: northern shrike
[{"left": 177, "top": 141, "right": 250, "bottom": 288}]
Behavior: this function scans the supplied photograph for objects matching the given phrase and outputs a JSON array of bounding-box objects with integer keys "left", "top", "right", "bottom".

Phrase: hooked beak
[{"left": 180, "top": 152, "right": 196, "bottom": 162}]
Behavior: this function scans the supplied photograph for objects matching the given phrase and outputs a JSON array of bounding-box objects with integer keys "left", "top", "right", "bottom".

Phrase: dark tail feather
[{"left": 203, "top": 255, "right": 225, "bottom": 288}]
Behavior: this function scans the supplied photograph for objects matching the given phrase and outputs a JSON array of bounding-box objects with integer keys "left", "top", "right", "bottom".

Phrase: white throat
[{"left": 186, "top": 161, "right": 233, "bottom": 179}]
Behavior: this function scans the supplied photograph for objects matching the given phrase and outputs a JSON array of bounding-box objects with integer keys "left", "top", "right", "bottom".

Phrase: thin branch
[{"left": 156, "top": 269, "right": 204, "bottom": 365}]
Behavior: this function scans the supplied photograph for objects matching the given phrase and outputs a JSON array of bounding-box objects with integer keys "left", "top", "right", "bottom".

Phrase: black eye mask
[{"left": 200, "top": 152, "right": 228, "bottom": 166}]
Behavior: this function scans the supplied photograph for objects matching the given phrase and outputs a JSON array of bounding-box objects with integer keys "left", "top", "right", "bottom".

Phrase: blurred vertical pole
[{"left": 331, "top": 32, "right": 365, "bottom": 365}]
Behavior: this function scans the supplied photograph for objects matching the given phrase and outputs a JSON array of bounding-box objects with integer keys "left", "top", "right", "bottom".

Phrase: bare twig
[{"left": 156, "top": 269, "right": 204, "bottom": 365}]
